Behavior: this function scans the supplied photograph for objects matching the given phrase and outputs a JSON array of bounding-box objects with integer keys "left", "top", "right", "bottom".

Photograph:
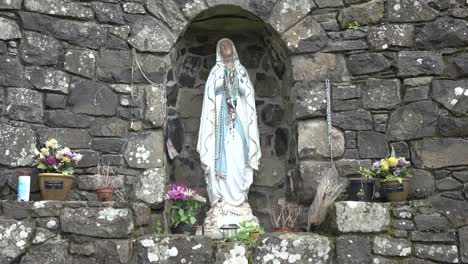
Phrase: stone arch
[
  {"left": 128, "top": 0, "right": 329, "bottom": 225},
  {"left": 148, "top": 1, "right": 313, "bottom": 226},
  {"left": 130, "top": 0, "right": 327, "bottom": 54}
]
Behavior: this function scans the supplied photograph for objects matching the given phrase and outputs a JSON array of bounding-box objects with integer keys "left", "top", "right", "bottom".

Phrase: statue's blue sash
[{"left": 215, "top": 90, "right": 248, "bottom": 179}]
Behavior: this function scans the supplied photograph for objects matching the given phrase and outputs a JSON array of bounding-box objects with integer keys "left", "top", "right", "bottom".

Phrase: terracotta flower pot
[
  {"left": 249, "top": 232, "right": 261, "bottom": 240},
  {"left": 382, "top": 178, "right": 410, "bottom": 202},
  {"left": 96, "top": 187, "right": 113, "bottom": 201},
  {"left": 39, "top": 173, "right": 74, "bottom": 201},
  {"left": 273, "top": 227, "right": 295, "bottom": 232}
]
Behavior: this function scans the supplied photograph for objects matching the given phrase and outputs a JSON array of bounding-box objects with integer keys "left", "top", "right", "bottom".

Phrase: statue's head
[
  {"left": 219, "top": 39, "right": 234, "bottom": 59},
  {"left": 216, "top": 38, "right": 238, "bottom": 63}
]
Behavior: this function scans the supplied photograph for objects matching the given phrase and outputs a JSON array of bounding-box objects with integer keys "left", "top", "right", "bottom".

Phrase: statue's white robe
[{"left": 197, "top": 39, "right": 261, "bottom": 206}]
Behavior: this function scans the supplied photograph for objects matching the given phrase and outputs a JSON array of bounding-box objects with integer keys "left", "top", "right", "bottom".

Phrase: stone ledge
[
  {"left": 254, "top": 232, "right": 333, "bottom": 264},
  {"left": 133, "top": 235, "right": 213, "bottom": 264},
  {"left": 333, "top": 201, "right": 391, "bottom": 233},
  {"left": 0, "top": 200, "right": 465, "bottom": 264}
]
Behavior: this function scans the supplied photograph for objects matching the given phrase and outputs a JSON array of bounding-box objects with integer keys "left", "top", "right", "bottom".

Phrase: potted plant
[
  {"left": 271, "top": 202, "right": 302, "bottom": 232},
  {"left": 360, "top": 148, "right": 412, "bottom": 202},
  {"left": 229, "top": 221, "right": 265, "bottom": 247},
  {"left": 347, "top": 167, "right": 375, "bottom": 202},
  {"left": 165, "top": 184, "right": 206, "bottom": 235},
  {"left": 95, "top": 163, "right": 114, "bottom": 202},
  {"left": 32, "top": 138, "right": 82, "bottom": 200}
]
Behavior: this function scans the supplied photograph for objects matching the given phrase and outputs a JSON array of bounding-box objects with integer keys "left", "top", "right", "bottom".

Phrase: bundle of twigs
[
  {"left": 96, "top": 162, "right": 114, "bottom": 189},
  {"left": 271, "top": 202, "right": 302, "bottom": 228},
  {"left": 307, "top": 165, "right": 346, "bottom": 231}
]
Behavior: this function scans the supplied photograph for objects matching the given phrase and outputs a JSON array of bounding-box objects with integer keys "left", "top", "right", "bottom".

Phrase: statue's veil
[{"left": 215, "top": 38, "right": 240, "bottom": 64}]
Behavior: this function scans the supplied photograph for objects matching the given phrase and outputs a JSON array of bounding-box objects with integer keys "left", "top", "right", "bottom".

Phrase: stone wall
[
  {"left": 330, "top": 201, "right": 467, "bottom": 264},
  {"left": 0, "top": 200, "right": 158, "bottom": 264},
  {"left": 0, "top": 0, "right": 467, "bottom": 233},
  {"left": 290, "top": 0, "right": 468, "bottom": 208},
  {"left": 1, "top": 200, "right": 466, "bottom": 263}
]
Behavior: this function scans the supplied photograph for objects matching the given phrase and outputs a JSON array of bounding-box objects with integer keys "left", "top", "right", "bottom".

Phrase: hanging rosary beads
[{"left": 223, "top": 63, "right": 240, "bottom": 133}]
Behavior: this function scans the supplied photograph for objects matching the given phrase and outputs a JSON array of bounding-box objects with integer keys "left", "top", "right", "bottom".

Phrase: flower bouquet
[
  {"left": 359, "top": 148, "right": 412, "bottom": 202},
  {"left": 33, "top": 138, "right": 83, "bottom": 175},
  {"left": 32, "top": 138, "right": 82, "bottom": 200},
  {"left": 165, "top": 184, "right": 206, "bottom": 235}
]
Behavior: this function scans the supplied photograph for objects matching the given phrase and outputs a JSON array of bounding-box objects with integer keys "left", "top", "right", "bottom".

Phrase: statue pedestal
[{"left": 203, "top": 200, "right": 259, "bottom": 239}]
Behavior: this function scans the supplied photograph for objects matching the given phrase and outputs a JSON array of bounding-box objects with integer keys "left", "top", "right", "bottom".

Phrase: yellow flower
[
  {"left": 62, "top": 157, "right": 71, "bottom": 163},
  {"left": 381, "top": 160, "right": 389, "bottom": 171},
  {"left": 46, "top": 138, "right": 58, "bottom": 149},
  {"left": 387, "top": 157, "right": 398, "bottom": 167},
  {"left": 40, "top": 148, "right": 49, "bottom": 156}
]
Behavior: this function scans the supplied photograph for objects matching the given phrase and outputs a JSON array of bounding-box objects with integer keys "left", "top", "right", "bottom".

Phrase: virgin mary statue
[{"left": 197, "top": 38, "right": 261, "bottom": 236}]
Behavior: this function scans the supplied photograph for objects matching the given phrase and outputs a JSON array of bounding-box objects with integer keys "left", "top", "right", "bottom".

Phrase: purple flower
[
  {"left": 397, "top": 159, "right": 410, "bottom": 167},
  {"left": 165, "top": 184, "right": 194, "bottom": 201},
  {"left": 45, "top": 156, "right": 57, "bottom": 166},
  {"left": 63, "top": 147, "right": 73, "bottom": 157},
  {"left": 372, "top": 161, "right": 381, "bottom": 169}
]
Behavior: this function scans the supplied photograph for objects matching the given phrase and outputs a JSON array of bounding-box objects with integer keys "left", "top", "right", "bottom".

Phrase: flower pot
[
  {"left": 346, "top": 178, "right": 374, "bottom": 202},
  {"left": 96, "top": 187, "right": 113, "bottom": 201},
  {"left": 249, "top": 232, "right": 261, "bottom": 240},
  {"left": 382, "top": 178, "right": 410, "bottom": 202},
  {"left": 273, "top": 227, "right": 295, "bottom": 232},
  {"left": 171, "top": 224, "right": 196, "bottom": 235},
  {"left": 39, "top": 173, "right": 73, "bottom": 201}
]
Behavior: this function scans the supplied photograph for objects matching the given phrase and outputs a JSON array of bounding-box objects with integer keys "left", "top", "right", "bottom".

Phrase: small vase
[
  {"left": 382, "top": 178, "right": 410, "bottom": 202},
  {"left": 39, "top": 173, "right": 74, "bottom": 201},
  {"left": 96, "top": 187, "right": 113, "bottom": 201},
  {"left": 273, "top": 227, "right": 295, "bottom": 232},
  {"left": 171, "top": 224, "right": 196, "bottom": 235}
]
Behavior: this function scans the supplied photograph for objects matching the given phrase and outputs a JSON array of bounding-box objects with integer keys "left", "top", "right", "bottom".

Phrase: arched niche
[{"left": 164, "top": 5, "right": 295, "bottom": 226}]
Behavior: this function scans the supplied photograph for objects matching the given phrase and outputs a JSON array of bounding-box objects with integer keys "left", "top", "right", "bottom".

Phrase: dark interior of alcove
[{"left": 165, "top": 5, "right": 295, "bottom": 229}]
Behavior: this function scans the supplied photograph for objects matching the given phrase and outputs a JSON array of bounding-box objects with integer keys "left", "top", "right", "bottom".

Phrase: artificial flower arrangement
[
  {"left": 358, "top": 147, "right": 412, "bottom": 201},
  {"left": 359, "top": 147, "right": 411, "bottom": 183},
  {"left": 32, "top": 138, "right": 83, "bottom": 176},
  {"left": 165, "top": 184, "right": 206, "bottom": 234}
]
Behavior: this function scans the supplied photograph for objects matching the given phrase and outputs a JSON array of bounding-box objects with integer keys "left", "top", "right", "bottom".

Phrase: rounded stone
[
  {"left": 409, "top": 169, "right": 435, "bottom": 199},
  {"left": 298, "top": 119, "right": 345, "bottom": 159}
]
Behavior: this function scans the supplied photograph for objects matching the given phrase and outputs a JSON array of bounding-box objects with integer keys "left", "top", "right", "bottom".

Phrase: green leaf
[
  {"left": 396, "top": 177, "right": 403, "bottom": 184},
  {"left": 37, "top": 163, "right": 48, "bottom": 170},
  {"left": 62, "top": 171, "right": 69, "bottom": 176},
  {"left": 189, "top": 217, "right": 196, "bottom": 225}
]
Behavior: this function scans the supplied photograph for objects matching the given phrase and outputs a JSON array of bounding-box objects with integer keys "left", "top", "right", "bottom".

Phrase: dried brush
[
  {"left": 307, "top": 165, "right": 346, "bottom": 231},
  {"left": 270, "top": 201, "right": 302, "bottom": 228},
  {"left": 95, "top": 162, "right": 114, "bottom": 189}
]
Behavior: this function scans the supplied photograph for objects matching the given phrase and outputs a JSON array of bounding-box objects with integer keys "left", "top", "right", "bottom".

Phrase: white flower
[
  {"left": 74, "top": 153, "right": 83, "bottom": 162},
  {"left": 40, "top": 148, "right": 49, "bottom": 156},
  {"left": 46, "top": 138, "right": 58, "bottom": 149},
  {"left": 56, "top": 150, "right": 64, "bottom": 159},
  {"left": 32, "top": 148, "right": 40, "bottom": 156}
]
